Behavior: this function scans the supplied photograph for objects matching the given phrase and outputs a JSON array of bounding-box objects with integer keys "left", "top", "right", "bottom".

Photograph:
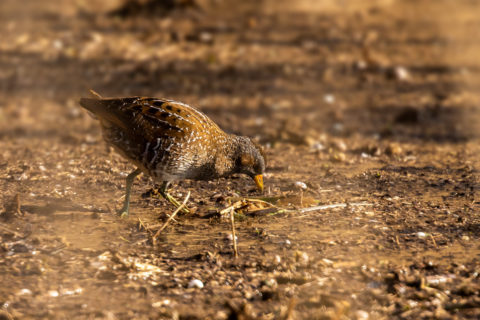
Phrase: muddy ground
[{"left": 0, "top": 0, "right": 479, "bottom": 319}]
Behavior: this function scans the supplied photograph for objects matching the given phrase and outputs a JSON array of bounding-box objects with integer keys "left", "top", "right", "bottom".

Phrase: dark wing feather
[
  {"left": 79, "top": 97, "right": 139, "bottom": 130},
  {"left": 80, "top": 96, "right": 225, "bottom": 142},
  {"left": 127, "top": 98, "right": 224, "bottom": 142}
]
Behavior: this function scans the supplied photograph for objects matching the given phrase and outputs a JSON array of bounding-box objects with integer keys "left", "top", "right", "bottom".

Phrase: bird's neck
[{"left": 212, "top": 134, "right": 240, "bottom": 178}]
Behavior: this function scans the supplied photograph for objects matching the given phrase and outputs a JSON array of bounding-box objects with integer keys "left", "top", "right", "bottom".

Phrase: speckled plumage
[{"left": 79, "top": 95, "right": 266, "bottom": 215}]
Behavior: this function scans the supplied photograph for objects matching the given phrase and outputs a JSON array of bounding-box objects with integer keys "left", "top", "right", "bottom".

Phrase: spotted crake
[{"left": 79, "top": 94, "right": 265, "bottom": 216}]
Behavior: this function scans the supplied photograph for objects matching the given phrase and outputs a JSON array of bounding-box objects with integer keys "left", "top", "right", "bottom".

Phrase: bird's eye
[{"left": 240, "top": 154, "right": 254, "bottom": 166}]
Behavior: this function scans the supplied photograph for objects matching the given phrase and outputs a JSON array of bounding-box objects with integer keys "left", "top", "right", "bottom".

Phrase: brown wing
[
  {"left": 127, "top": 98, "right": 225, "bottom": 143},
  {"left": 80, "top": 96, "right": 224, "bottom": 142}
]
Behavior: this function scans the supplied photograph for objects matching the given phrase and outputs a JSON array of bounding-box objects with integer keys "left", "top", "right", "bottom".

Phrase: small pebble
[
  {"left": 226, "top": 234, "right": 238, "bottom": 241},
  {"left": 426, "top": 275, "right": 453, "bottom": 286},
  {"left": 331, "top": 152, "right": 346, "bottom": 162},
  {"left": 152, "top": 299, "right": 171, "bottom": 308},
  {"left": 332, "top": 140, "right": 347, "bottom": 151},
  {"left": 295, "top": 251, "right": 309, "bottom": 264},
  {"left": 294, "top": 181, "right": 307, "bottom": 190},
  {"left": 385, "top": 144, "right": 402, "bottom": 156},
  {"left": 417, "top": 232, "right": 427, "bottom": 238},
  {"left": 392, "top": 66, "right": 410, "bottom": 81},
  {"left": 17, "top": 289, "right": 32, "bottom": 296},
  {"left": 199, "top": 32, "right": 213, "bottom": 43},
  {"left": 263, "top": 278, "right": 277, "bottom": 288},
  {"left": 312, "top": 142, "right": 325, "bottom": 151},
  {"left": 61, "top": 288, "right": 83, "bottom": 296},
  {"left": 355, "top": 310, "right": 369, "bottom": 320},
  {"left": 48, "top": 290, "right": 59, "bottom": 297},
  {"left": 188, "top": 279, "right": 204, "bottom": 289},
  {"left": 274, "top": 255, "right": 281, "bottom": 264},
  {"left": 323, "top": 94, "right": 335, "bottom": 104},
  {"left": 354, "top": 59, "right": 368, "bottom": 70},
  {"left": 52, "top": 39, "right": 63, "bottom": 49}
]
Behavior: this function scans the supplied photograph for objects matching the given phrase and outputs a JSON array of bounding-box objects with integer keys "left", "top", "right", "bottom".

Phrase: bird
[{"left": 79, "top": 91, "right": 266, "bottom": 216}]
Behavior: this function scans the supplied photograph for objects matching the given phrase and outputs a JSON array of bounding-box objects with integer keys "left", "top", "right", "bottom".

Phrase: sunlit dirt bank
[{"left": 0, "top": 0, "right": 479, "bottom": 319}]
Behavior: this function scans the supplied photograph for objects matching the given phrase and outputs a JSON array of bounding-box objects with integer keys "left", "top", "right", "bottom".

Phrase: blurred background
[
  {"left": 0, "top": 0, "right": 479, "bottom": 319},
  {"left": 2, "top": 0, "right": 479, "bottom": 143}
]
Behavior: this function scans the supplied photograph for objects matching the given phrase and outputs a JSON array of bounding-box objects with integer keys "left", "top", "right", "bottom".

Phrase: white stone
[{"left": 188, "top": 279, "right": 204, "bottom": 289}]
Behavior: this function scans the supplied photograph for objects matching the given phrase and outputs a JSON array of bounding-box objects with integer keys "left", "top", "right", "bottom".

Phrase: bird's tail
[
  {"left": 79, "top": 92, "right": 129, "bottom": 129},
  {"left": 79, "top": 97, "right": 106, "bottom": 115},
  {"left": 79, "top": 90, "right": 104, "bottom": 114}
]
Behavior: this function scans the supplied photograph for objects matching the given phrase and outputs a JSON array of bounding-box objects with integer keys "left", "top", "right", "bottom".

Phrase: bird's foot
[{"left": 117, "top": 205, "right": 130, "bottom": 218}]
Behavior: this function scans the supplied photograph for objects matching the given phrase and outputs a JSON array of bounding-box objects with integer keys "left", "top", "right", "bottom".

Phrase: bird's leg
[
  {"left": 117, "top": 168, "right": 142, "bottom": 217},
  {"left": 159, "top": 181, "right": 190, "bottom": 214}
]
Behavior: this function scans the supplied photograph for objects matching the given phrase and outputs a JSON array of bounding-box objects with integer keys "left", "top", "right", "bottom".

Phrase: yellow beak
[{"left": 253, "top": 174, "right": 264, "bottom": 192}]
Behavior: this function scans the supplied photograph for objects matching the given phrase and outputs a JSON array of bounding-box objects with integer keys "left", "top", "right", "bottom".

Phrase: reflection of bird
[{"left": 79, "top": 92, "right": 265, "bottom": 216}]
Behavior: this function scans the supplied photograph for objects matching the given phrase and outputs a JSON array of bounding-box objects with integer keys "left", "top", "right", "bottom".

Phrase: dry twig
[
  {"left": 0, "top": 223, "right": 22, "bottom": 237},
  {"left": 430, "top": 234, "right": 438, "bottom": 249},
  {"left": 219, "top": 198, "right": 373, "bottom": 218},
  {"left": 138, "top": 217, "right": 153, "bottom": 236},
  {"left": 14, "top": 194, "right": 21, "bottom": 215},
  {"left": 219, "top": 200, "right": 247, "bottom": 215},
  {"left": 285, "top": 297, "right": 297, "bottom": 320},
  {"left": 152, "top": 191, "right": 190, "bottom": 244},
  {"left": 230, "top": 207, "right": 238, "bottom": 258},
  {"left": 297, "top": 202, "right": 373, "bottom": 213}
]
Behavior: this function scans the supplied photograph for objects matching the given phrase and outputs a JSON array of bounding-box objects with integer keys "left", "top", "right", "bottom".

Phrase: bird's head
[{"left": 233, "top": 136, "right": 266, "bottom": 192}]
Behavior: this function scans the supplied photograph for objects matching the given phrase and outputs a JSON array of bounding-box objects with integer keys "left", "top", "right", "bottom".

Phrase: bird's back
[{"left": 80, "top": 97, "right": 229, "bottom": 180}]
